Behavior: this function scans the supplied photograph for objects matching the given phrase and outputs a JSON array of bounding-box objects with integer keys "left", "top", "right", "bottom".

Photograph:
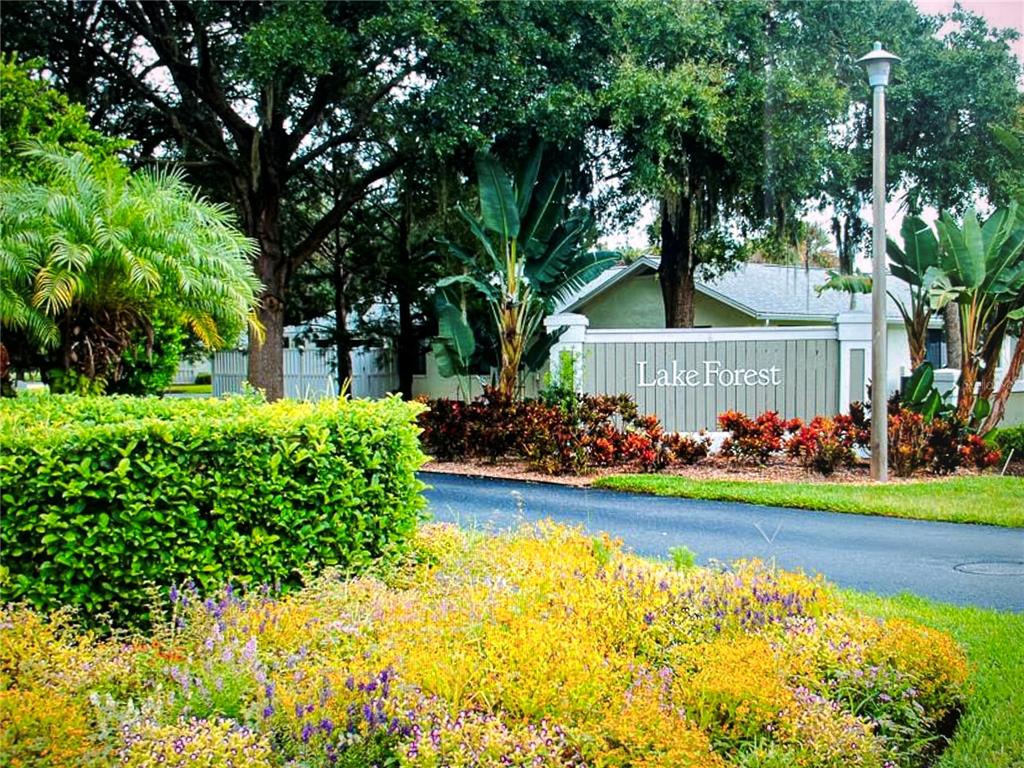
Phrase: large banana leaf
[
  {"left": 924, "top": 266, "right": 959, "bottom": 310},
  {"left": 515, "top": 144, "right": 544, "bottom": 219},
  {"left": 527, "top": 217, "right": 591, "bottom": 286},
  {"left": 475, "top": 151, "right": 519, "bottom": 241},
  {"left": 520, "top": 171, "right": 566, "bottom": 246},
  {"left": 523, "top": 326, "right": 562, "bottom": 371},
  {"left": 992, "top": 124, "right": 1022, "bottom": 157},
  {"left": 538, "top": 250, "right": 620, "bottom": 308},
  {"left": 887, "top": 215, "right": 938, "bottom": 286},
  {"left": 935, "top": 204, "right": 1024, "bottom": 294},
  {"left": 816, "top": 269, "right": 872, "bottom": 295},
  {"left": 985, "top": 204, "right": 1024, "bottom": 289},
  {"left": 455, "top": 205, "right": 501, "bottom": 273},
  {"left": 437, "top": 236, "right": 484, "bottom": 271},
  {"left": 432, "top": 298, "right": 476, "bottom": 379},
  {"left": 437, "top": 273, "right": 498, "bottom": 302},
  {"left": 936, "top": 209, "right": 986, "bottom": 289},
  {"left": 436, "top": 146, "right": 620, "bottom": 392}
]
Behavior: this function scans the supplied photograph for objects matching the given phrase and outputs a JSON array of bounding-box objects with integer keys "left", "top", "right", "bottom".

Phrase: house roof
[{"left": 560, "top": 256, "right": 917, "bottom": 322}]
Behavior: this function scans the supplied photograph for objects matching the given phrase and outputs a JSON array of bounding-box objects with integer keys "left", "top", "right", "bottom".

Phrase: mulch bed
[{"left": 421, "top": 455, "right": 1015, "bottom": 486}]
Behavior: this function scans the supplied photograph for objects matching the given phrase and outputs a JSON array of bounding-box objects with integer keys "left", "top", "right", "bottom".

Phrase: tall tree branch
[
  {"left": 90, "top": 44, "right": 236, "bottom": 167},
  {"left": 118, "top": 1, "right": 254, "bottom": 148},
  {"left": 286, "top": 66, "right": 415, "bottom": 177},
  {"left": 289, "top": 153, "right": 405, "bottom": 271}
]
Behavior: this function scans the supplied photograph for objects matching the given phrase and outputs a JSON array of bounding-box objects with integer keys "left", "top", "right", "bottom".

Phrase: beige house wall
[
  {"left": 580, "top": 273, "right": 838, "bottom": 331},
  {"left": 583, "top": 274, "right": 757, "bottom": 329},
  {"left": 412, "top": 354, "right": 544, "bottom": 401}
]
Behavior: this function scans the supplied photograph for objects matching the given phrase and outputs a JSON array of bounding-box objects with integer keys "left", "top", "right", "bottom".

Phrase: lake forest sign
[
  {"left": 580, "top": 335, "right": 839, "bottom": 431},
  {"left": 638, "top": 360, "right": 782, "bottom": 388}
]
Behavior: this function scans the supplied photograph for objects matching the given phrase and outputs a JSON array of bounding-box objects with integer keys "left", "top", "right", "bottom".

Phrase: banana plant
[
  {"left": 888, "top": 216, "right": 942, "bottom": 369},
  {"left": 928, "top": 203, "right": 1024, "bottom": 425},
  {"left": 430, "top": 295, "right": 476, "bottom": 396},
  {"left": 817, "top": 214, "right": 941, "bottom": 369},
  {"left": 434, "top": 146, "right": 616, "bottom": 399}
]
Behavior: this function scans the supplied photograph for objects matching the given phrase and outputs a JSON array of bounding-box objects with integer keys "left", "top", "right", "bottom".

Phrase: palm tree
[{"left": 0, "top": 147, "right": 262, "bottom": 392}]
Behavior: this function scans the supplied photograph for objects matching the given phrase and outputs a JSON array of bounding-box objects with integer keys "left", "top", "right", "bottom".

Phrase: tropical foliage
[
  {"left": 0, "top": 148, "right": 262, "bottom": 392},
  {"left": 0, "top": 55, "right": 129, "bottom": 183},
  {"left": 3, "top": 2, "right": 1020, "bottom": 395},
  {"left": 418, "top": 386, "right": 708, "bottom": 475},
  {"left": 819, "top": 215, "right": 941, "bottom": 370},
  {"left": 0, "top": 522, "right": 969, "bottom": 767},
  {"left": 435, "top": 147, "right": 615, "bottom": 399},
  {"left": 928, "top": 203, "right": 1024, "bottom": 425},
  {"left": 821, "top": 204, "right": 1024, "bottom": 432}
]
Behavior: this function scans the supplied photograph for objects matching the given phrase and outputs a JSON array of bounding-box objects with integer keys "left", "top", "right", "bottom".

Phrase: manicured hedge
[{"left": 0, "top": 394, "right": 426, "bottom": 626}]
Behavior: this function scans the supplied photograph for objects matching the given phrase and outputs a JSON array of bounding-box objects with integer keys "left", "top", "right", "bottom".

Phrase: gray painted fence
[
  {"left": 580, "top": 329, "right": 839, "bottom": 432},
  {"left": 173, "top": 357, "right": 212, "bottom": 385},
  {"left": 213, "top": 346, "right": 398, "bottom": 399}
]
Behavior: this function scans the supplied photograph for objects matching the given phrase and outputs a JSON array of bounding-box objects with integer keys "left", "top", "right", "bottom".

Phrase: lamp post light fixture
[{"left": 858, "top": 41, "right": 901, "bottom": 482}]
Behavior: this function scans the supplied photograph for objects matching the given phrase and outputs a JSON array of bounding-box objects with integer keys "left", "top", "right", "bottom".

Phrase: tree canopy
[{"left": 3, "top": 0, "right": 1020, "bottom": 390}]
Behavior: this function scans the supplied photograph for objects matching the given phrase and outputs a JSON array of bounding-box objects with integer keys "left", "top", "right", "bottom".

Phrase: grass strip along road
[
  {"left": 843, "top": 590, "right": 1024, "bottom": 768},
  {"left": 593, "top": 475, "right": 1024, "bottom": 528}
]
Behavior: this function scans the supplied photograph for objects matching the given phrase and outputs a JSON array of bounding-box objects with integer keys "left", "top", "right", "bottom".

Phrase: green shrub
[
  {"left": 194, "top": 372, "right": 212, "bottom": 386},
  {"left": 988, "top": 424, "right": 1024, "bottom": 458},
  {"left": 0, "top": 393, "right": 427, "bottom": 627},
  {"left": 107, "top": 312, "right": 185, "bottom": 396}
]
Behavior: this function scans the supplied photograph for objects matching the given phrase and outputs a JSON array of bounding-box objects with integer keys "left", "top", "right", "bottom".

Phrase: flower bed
[
  {"left": 419, "top": 388, "right": 1001, "bottom": 479},
  {"left": 418, "top": 387, "right": 709, "bottom": 475},
  {"left": 1, "top": 523, "right": 968, "bottom": 767}
]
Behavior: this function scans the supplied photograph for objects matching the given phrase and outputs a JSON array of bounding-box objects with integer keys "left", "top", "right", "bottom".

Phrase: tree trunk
[
  {"left": 0, "top": 342, "right": 13, "bottom": 398},
  {"left": 907, "top": 312, "right": 929, "bottom": 371},
  {"left": 241, "top": 160, "right": 290, "bottom": 401},
  {"left": 943, "top": 303, "right": 962, "bottom": 370},
  {"left": 981, "top": 333, "right": 1024, "bottom": 433},
  {"left": 333, "top": 247, "right": 352, "bottom": 393},
  {"left": 397, "top": 291, "right": 415, "bottom": 399},
  {"left": 395, "top": 192, "right": 417, "bottom": 399},
  {"left": 497, "top": 302, "right": 523, "bottom": 400},
  {"left": 247, "top": 247, "right": 287, "bottom": 402},
  {"left": 659, "top": 195, "right": 697, "bottom": 327},
  {"left": 248, "top": 298, "right": 285, "bottom": 401},
  {"left": 956, "top": 359, "right": 978, "bottom": 424},
  {"left": 977, "top": 315, "right": 1010, "bottom": 407}
]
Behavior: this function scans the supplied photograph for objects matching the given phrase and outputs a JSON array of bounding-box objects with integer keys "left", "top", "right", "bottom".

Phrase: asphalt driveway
[{"left": 421, "top": 472, "right": 1024, "bottom": 612}]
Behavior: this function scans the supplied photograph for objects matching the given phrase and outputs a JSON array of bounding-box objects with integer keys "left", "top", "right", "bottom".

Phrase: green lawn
[
  {"left": 841, "top": 590, "right": 1024, "bottom": 768},
  {"left": 164, "top": 382, "right": 213, "bottom": 394},
  {"left": 593, "top": 474, "right": 1024, "bottom": 527}
]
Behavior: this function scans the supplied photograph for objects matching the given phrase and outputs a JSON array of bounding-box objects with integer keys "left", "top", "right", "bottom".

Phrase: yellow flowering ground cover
[{"left": 0, "top": 522, "right": 968, "bottom": 767}]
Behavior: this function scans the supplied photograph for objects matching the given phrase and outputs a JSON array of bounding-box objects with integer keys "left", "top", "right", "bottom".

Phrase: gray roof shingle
[{"left": 562, "top": 257, "right": 915, "bottom": 321}]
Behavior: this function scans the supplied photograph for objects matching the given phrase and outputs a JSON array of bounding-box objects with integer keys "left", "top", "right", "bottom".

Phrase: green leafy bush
[
  {"left": 106, "top": 312, "right": 186, "bottom": 396},
  {"left": 0, "top": 393, "right": 427, "bottom": 627},
  {"left": 988, "top": 424, "right": 1024, "bottom": 458}
]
